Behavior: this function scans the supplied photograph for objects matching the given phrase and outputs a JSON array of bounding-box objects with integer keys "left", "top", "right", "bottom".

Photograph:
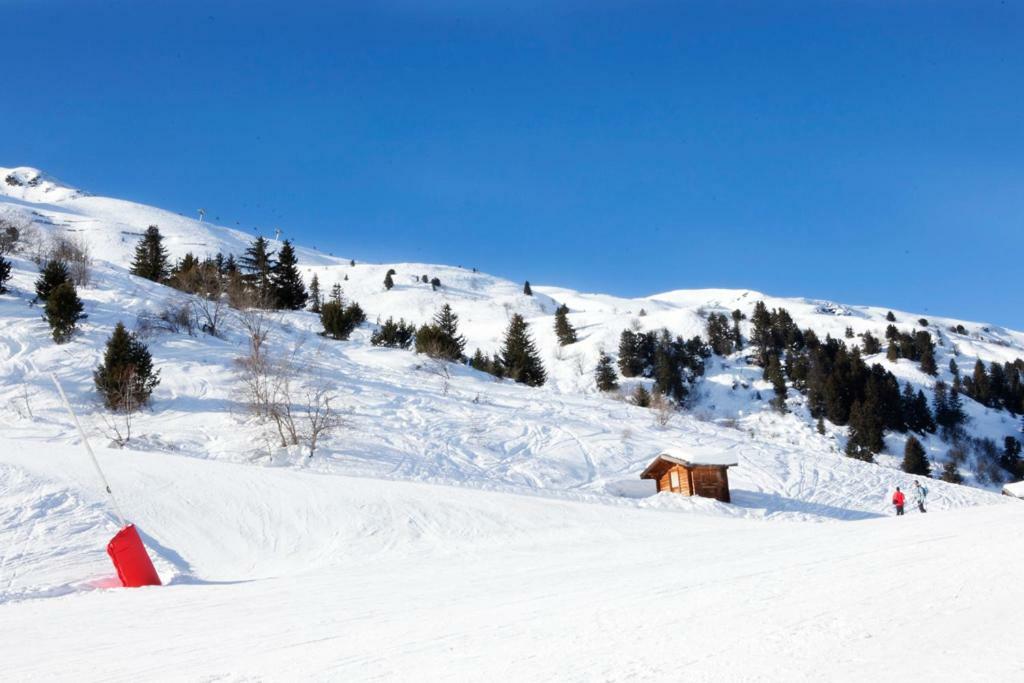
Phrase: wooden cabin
[{"left": 640, "top": 447, "right": 738, "bottom": 503}]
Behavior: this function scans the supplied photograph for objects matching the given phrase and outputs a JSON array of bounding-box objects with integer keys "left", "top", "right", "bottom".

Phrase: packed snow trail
[{"left": 0, "top": 441, "right": 1020, "bottom": 681}]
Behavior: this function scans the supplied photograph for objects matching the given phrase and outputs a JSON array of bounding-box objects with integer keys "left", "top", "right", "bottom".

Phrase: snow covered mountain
[{"left": 1, "top": 166, "right": 1022, "bottom": 678}]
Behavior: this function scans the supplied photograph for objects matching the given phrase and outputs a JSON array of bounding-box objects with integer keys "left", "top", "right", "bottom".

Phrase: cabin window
[{"left": 669, "top": 470, "right": 680, "bottom": 490}]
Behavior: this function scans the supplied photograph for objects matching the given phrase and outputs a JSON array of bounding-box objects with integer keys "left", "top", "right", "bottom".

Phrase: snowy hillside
[
  {"left": 2, "top": 165, "right": 1021, "bottom": 499},
  {"left": 2, "top": 166, "right": 1023, "bottom": 678},
  {"left": 2, "top": 439, "right": 1022, "bottom": 680}
]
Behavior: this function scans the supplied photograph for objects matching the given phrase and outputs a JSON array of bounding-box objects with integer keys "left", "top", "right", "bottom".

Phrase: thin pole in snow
[{"left": 49, "top": 373, "right": 127, "bottom": 528}]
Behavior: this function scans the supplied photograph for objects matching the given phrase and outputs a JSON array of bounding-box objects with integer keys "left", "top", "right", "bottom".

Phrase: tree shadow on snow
[{"left": 730, "top": 490, "right": 884, "bottom": 521}]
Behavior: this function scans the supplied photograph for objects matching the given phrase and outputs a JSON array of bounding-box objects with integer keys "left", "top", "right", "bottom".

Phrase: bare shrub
[
  {"left": 160, "top": 301, "right": 197, "bottom": 336},
  {"left": 650, "top": 391, "right": 675, "bottom": 429},
  {"left": 96, "top": 369, "right": 145, "bottom": 447},
  {"left": 302, "top": 379, "right": 342, "bottom": 458},
  {"left": 49, "top": 234, "right": 92, "bottom": 287}
]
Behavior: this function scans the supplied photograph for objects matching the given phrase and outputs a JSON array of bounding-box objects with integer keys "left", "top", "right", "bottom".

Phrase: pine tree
[
  {"left": 765, "top": 352, "right": 788, "bottom": 413},
  {"left": 970, "top": 359, "right": 991, "bottom": 406},
  {"left": 430, "top": 277, "right": 441, "bottom": 291},
  {"left": 886, "top": 311, "right": 896, "bottom": 322},
  {"left": 706, "top": 313, "right": 734, "bottom": 356},
  {"left": 861, "top": 331, "right": 882, "bottom": 355},
  {"left": 523, "top": 281, "right": 532, "bottom": 296},
  {"left": 750, "top": 301, "right": 775, "bottom": 366},
  {"left": 554, "top": 304, "right": 577, "bottom": 346},
  {"left": 370, "top": 317, "right": 416, "bottom": 349},
  {"left": 916, "top": 331, "right": 937, "bottom": 375},
  {"left": 1001, "top": 436, "right": 1022, "bottom": 478},
  {"left": 383, "top": 269, "right": 395, "bottom": 291},
  {"left": 320, "top": 300, "right": 366, "bottom": 340},
  {"left": 901, "top": 435, "right": 931, "bottom": 476},
  {"left": 308, "top": 274, "right": 322, "bottom": 313},
  {"left": 238, "top": 236, "right": 276, "bottom": 305},
  {"left": 632, "top": 385, "right": 651, "bottom": 407},
  {"left": 844, "top": 401, "right": 878, "bottom": 462},
  {"left": 0, "top": 254, "right": 11, "bottom": 294},
  {"left": 594, "top": 351, "right": 619, "bottom": 392},
  {"left": 469, "top": 348, "right": 490, "bottom": 373},
  {"left": 130, "top": 225, "right": 170, "bottom": 282},
  {"left": 35, "top": 259, "right": 71, "bottom": 303},
  {"left": 44, "top": 281, "right": 84, "bottom": 343},
  {"left": 329, "top": 283, "right": 343, "bottom": 305},
  {"left": 270, "top": 240, "right": 308, "bottom": 310},
  {"left": 731, "top": 309, "right": 744, "bottom": 350},
  {"left": 816, "top": 415, "right": 826, "bottom": 435},
  {"left": 415, "top": 304, "right": 466, "bottom": 361},
  {"left": 94, "top": 322, "right": 161, "bottom": 410},
  {"left": 940, "top": 460, "right": 963, "bottom": 484},
  {"left": 499, "top": 314, "right": 545, "bottom": 386}
]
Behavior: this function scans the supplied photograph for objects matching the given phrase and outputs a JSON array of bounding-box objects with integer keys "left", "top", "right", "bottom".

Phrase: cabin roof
[
  {"left": 1003, "top": 480, "right": 1024, "bottom": 498},
  {"left": 640, "top": 446, "right": 739, "bottom": 479}
]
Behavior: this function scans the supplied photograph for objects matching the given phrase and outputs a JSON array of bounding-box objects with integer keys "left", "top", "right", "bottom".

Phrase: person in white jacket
[{"left": 912, "top": 480, "right": 928, "bottom": 513}]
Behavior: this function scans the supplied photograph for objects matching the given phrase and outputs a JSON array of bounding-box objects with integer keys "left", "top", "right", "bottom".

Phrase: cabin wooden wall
[
  {"left": 656, "top": 465, "right": 693, "bottom": 495},
  {"left": 656, "top": 465, "right": 731, "bottom": 502}
]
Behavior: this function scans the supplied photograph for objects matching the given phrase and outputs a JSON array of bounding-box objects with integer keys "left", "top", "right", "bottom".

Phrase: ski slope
[
  {"left": 1, "top": 166, "right": 1023, "bottom": 679},
  {"left": 1, "top": 440, "right": 1021, "bottom": 680}
]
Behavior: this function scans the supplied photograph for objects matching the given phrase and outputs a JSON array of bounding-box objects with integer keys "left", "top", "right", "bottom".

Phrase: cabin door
[
  {"left": 693, "top": 469, "right": 722, "bottom": 500},
  {"left": 669, "top": 469, "right": 681, "bottom": 493}
]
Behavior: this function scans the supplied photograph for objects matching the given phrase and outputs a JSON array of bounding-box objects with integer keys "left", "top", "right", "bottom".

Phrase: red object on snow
[
  {"left": 893, "top": 491, "right": 905, "bottom": 506},
  {"left": 107, "top": 524, "right": 162, "bottom": 588}
]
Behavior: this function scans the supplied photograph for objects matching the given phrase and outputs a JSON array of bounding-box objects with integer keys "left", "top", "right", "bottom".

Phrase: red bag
[{"left": 107, "top": 524, "right": 162, "bottom": 588}]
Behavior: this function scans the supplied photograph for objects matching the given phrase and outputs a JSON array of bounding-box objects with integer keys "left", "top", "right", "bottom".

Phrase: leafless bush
[
  {"left": 161, "top": 301, "right": 197, "bottom": 336},
  {"left": 235, "top": 330, "right": 342, "bottom": 457},
  {"left": 49, "top": 234, "right": 92, "bottom": 287},
  {"left": 96, "top": 370, "right": 144, "bottom": 447},
  {"left": 650, "top": 392, "right": 675, "bottom": 429},
  {"left": 302, "top": 380, "right": 342, "bottom": 458}
]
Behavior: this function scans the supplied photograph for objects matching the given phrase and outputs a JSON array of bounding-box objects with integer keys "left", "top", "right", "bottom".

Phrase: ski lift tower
[
  {"left": 197, "top": 208, "right": 206, "bottom": 222},
  {"left": 273, "top": 226, "right": 282, "bottom": 242}
]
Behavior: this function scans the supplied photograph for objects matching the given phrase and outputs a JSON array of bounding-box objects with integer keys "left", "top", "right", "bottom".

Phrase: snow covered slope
[
  {"left": 2, "top": 166, "right": 1023, "bottom": 678},
  {"left": 1, "top": 440, "right": 1021, "bottom": 680}
]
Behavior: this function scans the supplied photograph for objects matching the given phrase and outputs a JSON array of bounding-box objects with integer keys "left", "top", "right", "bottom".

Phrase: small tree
[
  {"left": 594, "top": 351, "right": 619, "bottom": 392},
  {"left": 320, "top": 300, "right": 366, "bottom": 340},
  {"left": 0, "top": 254, "right": 11, "bottom": 294},
  {"left": 239, "top": 236, "right": 276, "bottom": 305},
  {"left": 130, "top": 225, "right": 170, "bottom": 282},
  {"left": 94, "top": 322, "right": 161, "bottom": 410},
  {"left": 632, "top": 385, "right": 651, "bottom": 407},
  {"left": 44, "top": 281, "right": 84, "bottom": 343},
  {"left": 901, "top": 435, "right": 931, "bottom": 476},
  {"left": 886, "top": 311, "right": 896, "bottom": 322},
  {"left": 764, "top": 352, "right": 787, "bottom": 413},
  {"left": 415, "top": 304, "right": 466, "bottom": 361},
  {"left": 553, "top": 304, "right": 577, "bottom": 346},
  {"left": 35, "top": 259, "right": 71, "bottom": 303},
  {"left": 384, "top": 269, "right": 396, "bottom": 291},
  {"left": 940, "top": 459, "right": 963, "bottom": 484},
  {"left": 371, "top": 317, "right": 416, "bottom": 349},
  {"left": 308, "top": 274, "right": 322, "bottom": 313},
  {"left": 271, "top": 240, "right": 308, "bottom": 310},
  {"left": 523, "top": 280, "right": 532, "bottom": 296},
  {"left": 499, "top": 314, "right": 546, "bottom": 386},
  {"left": 430, "top": 277, "right": 441, "bottom": 291}
]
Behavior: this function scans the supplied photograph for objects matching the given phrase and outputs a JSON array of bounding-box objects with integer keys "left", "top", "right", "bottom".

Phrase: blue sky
[{"left": 2, "top": 1, "right": 1022, "bottom": 327}]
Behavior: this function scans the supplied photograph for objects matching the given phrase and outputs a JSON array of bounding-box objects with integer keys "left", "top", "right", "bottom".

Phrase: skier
[
  {"left": 913, "top": 480, "right": 928, "bottom": 513},
  {"left": 892, "top": 487, "right": 905, "bottom": 516}
]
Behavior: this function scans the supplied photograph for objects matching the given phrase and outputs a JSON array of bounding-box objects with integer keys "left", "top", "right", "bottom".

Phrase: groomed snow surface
[
  {"left": 2, "top": 441, "right": 1023, "bottom": 680},
  {"left": 2, "top": 167, "right": 1024, "bottom": 679}
]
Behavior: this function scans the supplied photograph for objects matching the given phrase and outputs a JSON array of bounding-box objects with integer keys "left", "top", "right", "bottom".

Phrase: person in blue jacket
[{"left": 912, "top": 480, "right": 928, "bottom": 513}]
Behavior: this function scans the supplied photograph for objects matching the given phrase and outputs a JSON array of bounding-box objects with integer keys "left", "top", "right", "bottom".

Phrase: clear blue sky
[{"left": 2, "top": 1, "right": 1022, "bottom": 327}]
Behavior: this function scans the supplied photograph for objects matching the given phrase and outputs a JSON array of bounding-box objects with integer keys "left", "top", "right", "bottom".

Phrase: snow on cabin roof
[
  {"left": 654, "top": 446, "right": 740, "bottom": 468},
  {"left": 1003, "top": 480, "right": 1024, "bottom": 499}
]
